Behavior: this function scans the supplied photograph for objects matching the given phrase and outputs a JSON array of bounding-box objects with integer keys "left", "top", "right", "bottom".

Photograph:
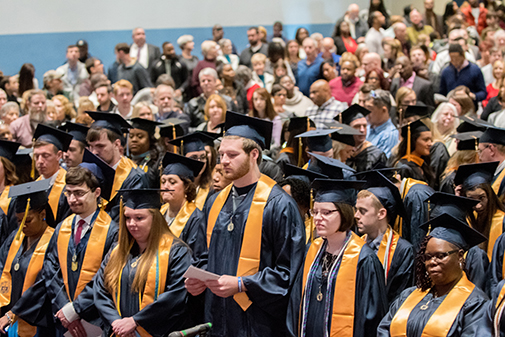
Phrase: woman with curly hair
[{"left": 52, "top": 95, "right": 76, "bottom": 122}]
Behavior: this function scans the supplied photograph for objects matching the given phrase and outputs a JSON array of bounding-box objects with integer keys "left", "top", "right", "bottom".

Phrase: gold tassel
[
  {"left": 406, "top": 124, "right": 411, "bottom": 162},
  {"left": 426, "top": 200, "right": 431, "bottom": 235},
  {"left": 298, "top": 138, "right": 303, "bottom": 167},
  {"left": 16, "top": 198, "right": 31, "bottom": 240},
  {"left": 339, "top": 113, "right": 342, "bottom": 124},
  {"left": 310, "top": 189, "right": 314, "bottom": 243},
  {"left": 180, "top": 139, "right": 184, "bottom": 156},
  {"left": 474, "top": 137, "right": 479, "bottom": 163},
  {"left": 119, "top": 195, "right": 124, "bottom": 228}
]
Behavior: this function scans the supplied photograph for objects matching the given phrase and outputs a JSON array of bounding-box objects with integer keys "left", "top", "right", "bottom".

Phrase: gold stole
[
  {"left": 206, "top": 174, "right": 276, "bottom": 311},
  {"left": 160, "top": 203, "right": 169, "bottom": 216},
  {"left": 395, "top": 178, "right": 427, "bottom": 236},
  {"left": 488, "top": 210, "right": 505, "bottom": 261},
  {"left": 300, "top": 233, "right": 364, "bottom": 337},
  {"left": 400, "top": 154, "right": 424, "bottom": 167},
  {"left": 363, "top": 226, "right": 399, "bottom": 282},
  {"left": 113, "top": 234, "right": 173, "bottom": 337},
  {"left": 279, "top": 147, "right": 294, "bottom": 154},
  {"left": 492, "top": 167, "right": 505, "bottom": 197},
  {"left": 302, "top": 162, "right": 309, "bottom": 170},
  {"left": 0, "top": 185, "right": 12, "bottom": 215},
  {"left": 108, "top": 157, "right": 137, "bottom": 204},
  {"left": 0, "top": 227, "right": 54, "bottom": 337},
  {"left": 390, "top": 274, "right": 474, "bottom": 337},
  {"left": 169, "top": 201, "right": 197, "bottom": 237},
  {"left": 194, "top": 186, "right": 210, "bottom": 210},
  {"left": 494, "top": 282, "right": 505, "bottom": 335},
  {"left": 37, "top": 168, "right": 66, "bottom": 219},
  {"left": 57, "top": 210, "right": 111, "bottom": 300},
  {"left": 304, "top": 217, "right": 313, "bottom": 244}
]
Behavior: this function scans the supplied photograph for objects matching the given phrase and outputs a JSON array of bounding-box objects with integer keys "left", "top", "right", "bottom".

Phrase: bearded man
[{"left": 10, "top": 89, "right": 47, "bottom": 147}]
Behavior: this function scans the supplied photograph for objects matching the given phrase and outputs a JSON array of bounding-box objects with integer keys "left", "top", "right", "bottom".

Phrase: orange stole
[
  {"left": 207, "top": 174, "right": 276, "bottom": 311},
  {"left": 57, "top": 210, "right": 111, "bottom": 300},
  {"left": 300, "top": 233, "right": 365, "bottom": 336},
  {"left": 169, "top": 201, "right": 197, "bottom": 237},
  {"left": 108, "top": 157, "right": 138, "bottom": 204},
  {"left": 400, "top": 154, "right": 424, "bottom": 167},
  {"left": 390, "top": 274, "right": 474, "bottom": 337},
  {"left": 363, "top": 226, "right": 399, "bottom": 282},
  {"left": 493, "top": 167, "right": 505, "bottom": 197},
  {"left": 37, "top": 168, "right": 66, "bottom": 219},
  {"left": 194, "top": 186, "right": 209, "bottom": 210},
  {"left": 113, "top": 234, "right": 173, "bottom": 337},
  {"left": 488, "top": 210, "right": 505, "bottom": 261},
  {"left": 0, "top": 185, "right": 11, "bottom": 215},
  {"left": 0, "top": 226, "right": 54, "bottom": 337}
]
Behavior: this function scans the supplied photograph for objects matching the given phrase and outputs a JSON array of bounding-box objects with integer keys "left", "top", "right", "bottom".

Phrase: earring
[
  {"left": 43, "top": 218, "right": 46, "bottom": 221},
  {"left": 459, "top": 262, "right": 463, "bottom": 269}
]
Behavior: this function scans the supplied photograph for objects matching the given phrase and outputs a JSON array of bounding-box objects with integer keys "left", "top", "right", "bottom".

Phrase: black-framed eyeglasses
[
  {"left": 63, "top": 189, "right": 91, "bottom": 198},
  {"left": 421, "top": 249, "right": 459, "bottom": 263},
  {"left": 477, "top": 144, "right": 491, "bottom": 154},
  {"left": 309, "top": 209, "right": 338, "bottom": 218}
]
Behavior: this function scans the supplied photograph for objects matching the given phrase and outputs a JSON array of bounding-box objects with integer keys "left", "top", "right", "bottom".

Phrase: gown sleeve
[
  {"left": 465, "top": 246, "right": 490, "bottom": 293},
  {"left": 180, "top": 208, "right": 208, "bottom": 269},
  {"left": 376, "top": 287, "right": 416, "bottom": 337},
  {"left": 491, "top": 232, "right": 505, "bottom": 293},
  {"left": 386, "top": 238, "right": 415, "bottom": 305}
]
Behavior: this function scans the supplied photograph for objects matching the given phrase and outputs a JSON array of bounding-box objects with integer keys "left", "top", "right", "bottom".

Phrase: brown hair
[
  {"left": 53, "top": 95, "right": 77, "bottom": 120},
  {"left": 332, "top": 202, "right": 356, "bottom": 232},
  {"left": 33, "top": 140, "right": 59, "bottom": 154},
  {"left": 204, "top": 94, "right": 227, "bottom": 122},
  {"left": 0, "top": 157, "right": 18, "bottom": 186},
  {"left": 441, "top": 150, "right": 478, "bottom": 181},
  {"left": 66, "top": 166, "right": 100, "bottom": 191},
  {"left": 76, "top": 97, "right": 94, "bottom": 117},
  {"left": 357, "top": 190, "right": 383, "bottom": 210},
  {"left": 87, "top": 127, "right": 121, "bottom": 143},
  {"left": 250, "top": 88, "right": 277, "bottom": 121},
  {"left": 182, "top": 177, "right": 197, "bottom": 202},
  {"left": 222, "top": 135, "right": 263, "bottom": 165}
]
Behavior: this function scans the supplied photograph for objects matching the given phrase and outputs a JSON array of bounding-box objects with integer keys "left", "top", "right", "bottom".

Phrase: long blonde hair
[{"left": 104, "top": 208, "right": 172, "bottom": 294}]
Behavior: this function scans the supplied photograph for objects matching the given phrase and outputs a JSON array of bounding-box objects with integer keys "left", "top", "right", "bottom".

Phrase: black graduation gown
[
  {"left": 12, "top": 211, "right": 118, "bottom": 334},
  {"left": 402, "top": 183, "right": 435, "bottom": 249},
  {"left": 476, "top": 278, "right": 505, "bottom": 336},
  {"left": 377, "top": 284, "right": 488, "bottom": 337},
  {"left": 0, "top": 206, "right": 15, "bottom": 248},
  {"left": 493, "top": 169, "right": 505, "bottom": 200},
  {"left": 45, "top": 188, "right": 71, "bottom": 229},
  {"left": 346, "top": 143, "right": 387, "bottom": 173},
  {"left": 286, "top": 238, "right": 388, "bottom": 337},
  {"left": 465, "top": 246, "right": 490, "bottom": 293},
  {"left": 203, "top": 183, "right": 306, "bottom": 337},
  {"left": 276, "top": 150, "right": 297, "bottom": 173},
  {"left": 429, "top": 141, "right": 450, "bottom": 191},
  {"left": 385, "top": 237, "right": 415, "bottom": 305},
  {"left": 490, "top": 231, "right": 505, "bottom": 292},
  {"left": 93, "top": 240, "right": 191, "bottom": 337},
  {"left": 440, "top": 170, "right": 456, "bottom": 194},
  {"left": 396, "top": 159, "right": 437, "bottom": 190},
  {"left": 133, "top": 151, "right": 162, "bottom": 189}
]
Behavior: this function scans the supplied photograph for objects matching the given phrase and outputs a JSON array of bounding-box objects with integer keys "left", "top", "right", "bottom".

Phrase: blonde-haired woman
[
  {"left": 431, "top": 102, "right": 459, "bottom": 155},
  {"left": 131, "top": 102, "right": 155, "bottom": 121},
  {"left": 93, "top": 189, "right": 192, "bottom": 336},
  {"left": 52, "top": 95, "right": 76, "bottom": 122},
  {"left": 196, "top": 94, "right": 226, "bottom": 132}
]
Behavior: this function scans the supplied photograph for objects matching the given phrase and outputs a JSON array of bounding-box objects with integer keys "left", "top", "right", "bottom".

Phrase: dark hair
[
  {"left": 274, "top": 21, "right": 283, "bottom": 30},
  {"left": 18, "top": 63, "right": 35, "bottom": 98},
  {"left": 66, "top": 166, "right": 100, "bottom": 191},
  {"left": 250, "top": 88, "right": 277, "bottom": 121},
  {"left": 0, "top": 157, "right": 18, "bottom": 186},
  {"left": 87, "top": 127, "right": 121, "bottom": 143},
  {"left": 319, "top": 59, "right": 336, "bottom": 79},
  {"left": 248, "top": 26, "right": 259, "bottom": 33},
  {"left": 368, "top": 0, "right": 390, "bottom": 27},
  {"left": 268, "top": 42, "right": 286, "bottom": 63},
  {"left": 334, "top": 21, "right": 349, "bottom": 37},
  {"left": 95, "top": 81, "right": 112, "bottom": 93},
  {"left": 448, "top": 43, "right": 464, "bottom": 56},
  {"left": 279, "top": 178, "right": 310, "bottom": 214},
  {"left": 271, "top": 84, "right": 286, "bottom": 97},
  {"left": 415, "top": 235, "right": 433, "bottom": 291},
  {"left": 181, "top": 176, "right": 198, "bottom": 202},
  {"left": 85, "top": 58, "right": 98, "bottom": 74},
  {"left": 0, "top": 76, "right": 10, "bottom": 91},
  {"left": 67, "top": 45, "right": 78, "bottom": 51},
  {"left": 332, "top": 202, "right": 356, "bottom": 232},
  {"left": 295, "top": 27, "right": 309, "bottom": 45},
  {"left": 443, "top": 1, "right": 458, "bottom": 23},
  {"left": 365, "top": 67, "right": 390, "bottom": 90},
  {"left": 162, "top": 41, "right": 172, "bottom": 48},
  {"left": 115, "top": 43, "right": 130, "bottom": 54}
]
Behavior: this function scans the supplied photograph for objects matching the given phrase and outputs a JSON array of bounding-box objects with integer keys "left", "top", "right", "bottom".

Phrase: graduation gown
[
  {"left": 133, "top": 151, "right": 162, "bottom": 189},
  {"left": 105, "top": 157, "right": 148, "bottom": 222},
  {"left": 346, "top": 141, "right": 387, "bottom": 173},
  {"left": 12, "top": 210, "right": 118, "bottom": 335},
  {"left": 93, "top": 238, "right": 191, "bottom": 337},
  {"left": 465, "top": 246, "right": 490, "bottom": 293},
  {"left": 0, "top": 227, "right": 55, "bottom": 336},
  {"left": 0, "top": 186, "right": 19, "bottom": 246},
  {"left": 493, "top": 167, "right": 505, "bottom": 201},
  {"left": 37, "top": 168, "right": 71, "bottom": 228},
  {"left": 377, "top": 275, "right": 488, "bottom": 337},
  {"left": 286, "top": 234, "right": 388, "bottom": 337},
  {"left": 276, "top": 147, "right": 297, "bottom": 172},
  {"left": 429, "top": 141, "right": 450, "bottom": 191},
  {"left": 440, "top": 170, "right": 456, "bottom": 194},
  {"left": 396, "top": 156, "right": 437, "bottom": 190},
  {"left": 489, "top": 229, "right": 505, "bottom": 292},
  {"left": 203, "top": 177, "right": 306, "bottom": 337},
  {"left": 476, "top": 278, "right": 505, "bottom": 336}
]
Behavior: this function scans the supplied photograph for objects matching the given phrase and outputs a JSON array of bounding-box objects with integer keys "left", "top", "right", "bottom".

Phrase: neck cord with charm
[
  {"left": 227, "top": 186, "right": 246, "bottom": 232},
  {"left": 420, "top": 289, "right": 439, "bottom": 310},
  {"left": 13, "top": 236, "right": 41, "bottom": 272}
]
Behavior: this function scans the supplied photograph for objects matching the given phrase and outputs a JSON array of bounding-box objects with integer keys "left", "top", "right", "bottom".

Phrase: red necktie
[{"left": 74, "top": 219, "right": 85, "bottom": 246}]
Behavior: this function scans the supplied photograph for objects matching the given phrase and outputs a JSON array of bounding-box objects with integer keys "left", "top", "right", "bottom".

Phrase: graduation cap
[
  {"left": 326, "top": 123, "right": 362, "bottom": 146},
  {"left": 419, "top": 213, "right": 486, "bottom": 250},
  {"left": 450, "top": 131, "right": 482, "bottom": 151},
  {"left": 424, "top": 192, "right": 478, "bottom": 223},
  {"left": 353, "top": 167, "right": 401, "bottom": 182},
  {"left": 33, "top": 124, "right": 73, "bottom": 152},
  {"left": 362, "top": 171, "right": 406, "bottom": 220},
  {"left": 454, "top": 161, "right": 499, "bottom": 191},
  {"left": 117, "top": 189, "right": 163, "bottom": 210},
  {"left": 9, "top": 179, "right": 50, "bottom": 214},
  {"left": 296, "top": 129, "right": 334, "bottom": 152},
  {"left": 288, "top": 116, "right": 316, "bottom": 132},
  {"left": 86, "top": 111, "right": 132, "bottom": 136},
  {"left": 80, "top": 149, "right": 115, "bottom": 201},
  {"left": 311, "top": 179, "right": 365, "bottom": 205},
  {"left": 403, "top": 104, "right": 430, "bottom": 119},
  {"left": 307, "top": 152, "right": 355, "bottom": 179},
  {"left": 283, "top": 163, "right": 328, "bottom": 184},
  {"left": 162, "top": 151, "right": 205, "bottom": 181},
  {"left": 130, "top": 118, "right": 162, "bottom": 134},
  {"left": 456, "top": 116, "right": 492, "bottom": 133},
  {"left": 401, "top": 119, "right": 430, "bottom": 162},
  {"left": 168, "top": 132, "right": 218, "bottom": 155},
  {"left": 224, "top": 111, "right": 273, "bottom": 150},
  {"left": 159, "top": 118, "right": 186, "bottom": 140},
  {"left": 0, "top": 140, "right": 21, "bottom": 162},
  {"left": 480, "top": 126, "right": 505, "bottom": 146},
  {"left": 336, "top": 104, "right": 371, "bottom": 125},
  {"left": 58, "top": 122, "right": 89, "bottom": 145}
]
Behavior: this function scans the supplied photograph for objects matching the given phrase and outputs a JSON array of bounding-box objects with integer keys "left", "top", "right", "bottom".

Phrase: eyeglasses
[
  {"left": 309, "top": 209, "right": 338, "bottom": 218},
  {"left": 421, "top": 249, "right": 459, "bottom": 263},
  {"left": 64, "top": 189, "right": 91, "bottom": 198},
  {"left": 188, "top": 154, "right": 207, "bottom": 162},
  {"left": 477, "top": 145, "right": 491, "bottom": 154}
]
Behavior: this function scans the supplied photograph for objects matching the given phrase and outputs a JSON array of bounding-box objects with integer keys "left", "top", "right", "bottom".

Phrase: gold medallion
[
  {"left": 420, "top": 304, "right": 429, "bottom": 311},
  {"left": 131, "top": 260, "right": 138, "bottom": 268},
  {"left": 227, "top": 222, "right": 234, "bottom": 232},
  {"left": 13, "top": 263, "right": 19, "bottom": 271},
  {"left": 71, "top": 261, "right": 78, "bottom": 271},
  {"left": 316, "top": 291, "right": 323, "bottom": 302},
  {"left": 72, "top": 254, "right": 77, "bottom": 262}
]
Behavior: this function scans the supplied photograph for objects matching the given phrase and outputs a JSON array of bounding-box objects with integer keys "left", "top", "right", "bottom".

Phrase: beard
[
  {"left": 223, "top": 157, "right": 251, "bottom": 181},
  {"left": 29, "top": 111, "right": 46, "bottom": 130}
]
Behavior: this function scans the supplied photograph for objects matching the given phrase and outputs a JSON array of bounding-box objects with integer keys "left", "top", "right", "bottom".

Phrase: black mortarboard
[
  {"left": 307, "top": 152, "right": 355, "bottom": 179},
  {"left": 10, "top": 179, "right": 50, "bottom": 213},
  {"left": 284, "top": 163, "right": 328, "bottom": 184},
  {"left": 363, "top": 171, "right": 406, "bottom": 220},
  {"left": 0, "top": 140, "right": 21, "bottom": 162},
  {"left": 58, "top": 122, "right": 89, "bottom": 145},
  {"left": 403, "top": 104, "right": 430, "bottom": 119},
  {"left": 454, "top": 161, "right": 499, "bottom": 191},
  {"left": 168, "top": 132, "right": 217, "bottom": 155},
  {"left": 162, "top": 151, "right": 204, "bottom": 181},
  {"left": 159, "top": 118, "right": 186, "bottom": 140},
  {"left": 296, "top": 129, "right": 334, "bottom": 152},
  {"left": 336, "top": 104, "right": 371, "bottom": 125},
  {"left": 353, "top": 167, "right": 401, "bottom": 182},
  {"left": 420, "top": 213, "right": 486, "bottom": 250},
  {"left": 326, "top": 122, "right": 362, "bottom": 146},
  {"left": 33, "top": 124, "right": 73, "bottom": 152},
  {"left": 456, "top": 116, "right": 491, "bottom": 133},
  {"left": 401, "top": 119, "right": 430, "bottom": 161},
  {"left": 311, "top": 179, "right": 365, "bottom": 205},
  {"left": 480, "top": 126, "right": 505, "bottom": 146},
  {"left": 424, "top": 192, "right": 478, "bottom": 223},
  {"left": 87, "top": 111, "right": 132, "bottom": 136},
  {"left": 117, "top": 189, "right": 163, "bottom": 210},
  {"left": 450, "top": 131, "right": 482, "bottom": 151},
  {"left": 288, "top": 116, "right": 316, "bottom": 132},
  {"left": 224, "top": 111, "right": 273, "bottom": 150},
  {"left": 195, "top": 131, "right": 221, "bottom": 145},
  {"left": 130, "top": 118, "right": 162, "bottom": 134},
  {"left": 80, "top": 149, "right": 115, "bottom": 201}
]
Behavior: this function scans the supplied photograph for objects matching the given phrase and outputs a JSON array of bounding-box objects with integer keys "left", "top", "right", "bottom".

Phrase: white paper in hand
[
  {"left": 63, "top": 320, "right": 102, "bottom": 337},
  {"left": 183, "top": 265, "right": 220, "bottom": 282}
]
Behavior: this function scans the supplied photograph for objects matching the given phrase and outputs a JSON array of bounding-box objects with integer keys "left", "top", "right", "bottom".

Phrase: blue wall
[{"left": 0, "top": 23, "right": 334, "bottom": 84}]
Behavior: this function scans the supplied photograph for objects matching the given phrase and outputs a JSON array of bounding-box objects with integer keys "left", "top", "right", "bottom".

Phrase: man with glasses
[
  {"left": 365, "top": 89, "right": 398, "bottom": 158},
  {"left": 478, "top": 126, "right": 505, "bottom": 199}
]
